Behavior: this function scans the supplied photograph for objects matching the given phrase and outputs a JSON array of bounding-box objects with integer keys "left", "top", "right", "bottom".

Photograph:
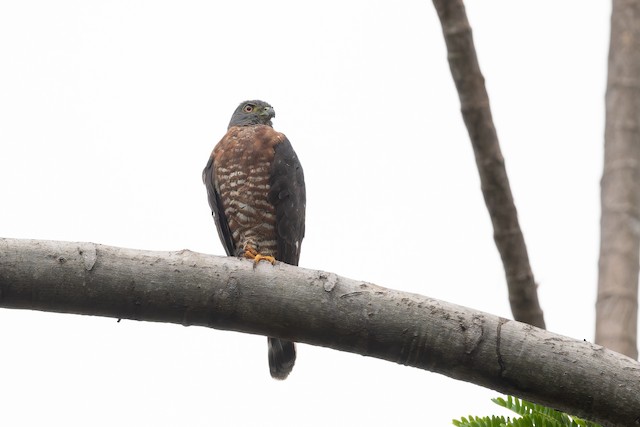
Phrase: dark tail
[{"left": 268, "top": 337, "right": 296, "bottom": 380}]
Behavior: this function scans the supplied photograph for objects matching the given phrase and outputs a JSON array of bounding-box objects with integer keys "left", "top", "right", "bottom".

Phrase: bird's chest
[
  {"left": 213, "top": 129, "right": 278, "bottom": 253},
  {"left": 214, "top": 130, "right": 276, "bottom": 201}
]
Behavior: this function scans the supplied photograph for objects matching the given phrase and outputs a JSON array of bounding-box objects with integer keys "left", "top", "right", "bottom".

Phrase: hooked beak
[{"left": 260, "top": 106, "right": 275, "bottom": 120}]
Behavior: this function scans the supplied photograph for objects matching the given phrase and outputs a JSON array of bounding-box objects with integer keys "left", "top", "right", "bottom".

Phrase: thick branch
[
  {"left": 0, "top": 238, "right": 638, "bottom": 426},
  {"left": 597, "top": 0, "right": 640, "bottom": 359},
  {"left": 432, "top": 0, "right": 545, "bottom": 329}
]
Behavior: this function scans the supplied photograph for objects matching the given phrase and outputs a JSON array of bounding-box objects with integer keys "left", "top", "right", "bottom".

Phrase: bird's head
[{"left": 228, "top": 100, "right": 275, "bottom": 128}]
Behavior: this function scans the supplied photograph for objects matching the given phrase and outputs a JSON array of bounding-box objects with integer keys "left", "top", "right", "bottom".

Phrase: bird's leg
[{"left": 243, "top": 245, "right": 276, "bottom": 266}]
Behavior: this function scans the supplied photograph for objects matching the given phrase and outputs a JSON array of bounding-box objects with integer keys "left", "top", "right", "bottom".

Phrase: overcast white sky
[{"left": 0, "top": 1, "right": 616, "bottom": 425}]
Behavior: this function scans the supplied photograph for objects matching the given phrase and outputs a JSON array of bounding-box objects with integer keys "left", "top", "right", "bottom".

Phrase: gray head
[{"left": 228, "top": 100, "right": 275, "bottom": 128}]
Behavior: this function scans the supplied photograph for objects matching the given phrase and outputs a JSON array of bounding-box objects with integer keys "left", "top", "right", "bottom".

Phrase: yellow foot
[
  {"left": 254, "top": 254, "right": 276, "bottom": 265},
  {"left": 243, "top": 246, "right": 258, "bottom": 259},
  {"left": 243, "top": 246, "right": 276, "bottom": 266}
]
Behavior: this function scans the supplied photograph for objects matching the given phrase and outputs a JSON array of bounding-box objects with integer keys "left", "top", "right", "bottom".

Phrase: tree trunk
[
  {"left": 0, "top": 237, "right": 638, "bottom": 427},
  {"left": 597, "top": 0, "right": 640, "bottom": 359},
  {"left": 432, "top": 0, "right": 546, "bottom": 329}
]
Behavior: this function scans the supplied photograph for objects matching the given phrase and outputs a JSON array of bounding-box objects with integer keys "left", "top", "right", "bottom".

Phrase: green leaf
[{"left": 454, "top": 396, "right": 603, "bottom": 427}]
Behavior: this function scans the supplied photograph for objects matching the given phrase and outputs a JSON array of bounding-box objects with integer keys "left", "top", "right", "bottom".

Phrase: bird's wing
[{"left": 268, "top": 135, "right": 306, "bottom": 266}]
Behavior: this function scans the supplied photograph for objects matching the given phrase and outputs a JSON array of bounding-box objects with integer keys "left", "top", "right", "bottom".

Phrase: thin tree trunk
[
  {"left": 0, "top": 237, "right": 638, "bottom": 427},
  {"left": 597, "top": 0, "right": 640, "bottom": 360},
  {"left": 432, "top": 0, "right": 545, "bottom": 329}
]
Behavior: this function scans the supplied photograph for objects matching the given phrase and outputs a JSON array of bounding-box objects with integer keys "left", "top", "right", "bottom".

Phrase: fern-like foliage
[
  {"left": 452, "top": 415, "right": 509, "bottom": 427},
  {"left": 452, "top": 396, "right": 602, "bottom": 427}
]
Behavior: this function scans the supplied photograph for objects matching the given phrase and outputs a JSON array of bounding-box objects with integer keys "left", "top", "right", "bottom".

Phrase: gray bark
[
  {"left": 0, "top": 237, "right": 638, "bottom": 426},
  {"left": 432, "top": 0, "right": 546, "bottom": 329},
  {"left": 597, "top": 0, "right": 640, "bottom": 360}
]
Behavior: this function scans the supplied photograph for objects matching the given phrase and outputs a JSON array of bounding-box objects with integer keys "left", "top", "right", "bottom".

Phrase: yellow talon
[
  {"left": 253, "top": 254, "right": 276, "bottom": 265},
  {"left": 244, "top": 246, "right": 258, "bottom": 259},
  {"left": 243, "top": 245, "right": 276, "bottom": 265}
]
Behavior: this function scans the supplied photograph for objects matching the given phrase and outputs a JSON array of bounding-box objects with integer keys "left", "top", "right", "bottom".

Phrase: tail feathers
[{"left": 268, "top": 337, "right": 296, "bottom": 380}]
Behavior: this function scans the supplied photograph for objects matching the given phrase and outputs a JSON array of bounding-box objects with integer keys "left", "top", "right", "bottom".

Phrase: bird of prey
[{"left": 203, "top": 100, "right": 306, "bottom": 380}]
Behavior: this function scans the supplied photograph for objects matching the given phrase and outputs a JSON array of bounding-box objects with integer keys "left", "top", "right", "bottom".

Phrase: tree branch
[
  {"left": 0, "top": 237, "right": 638, "bottom": 426},
  {"left": 597, "top": 0, "right": 640, "bottom": 359},
  {"left": 432, "top": 0, "right": 546, "bottom": 329}
]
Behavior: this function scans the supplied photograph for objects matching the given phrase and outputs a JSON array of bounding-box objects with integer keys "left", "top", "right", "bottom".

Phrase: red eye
[{"left": 243, "top": 105, "right": 253, "bottom": 113}]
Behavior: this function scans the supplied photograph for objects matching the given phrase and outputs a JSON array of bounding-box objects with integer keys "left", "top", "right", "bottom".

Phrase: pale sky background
[{"left": 0, "top": 1, "right": 617, "bottom": 426}]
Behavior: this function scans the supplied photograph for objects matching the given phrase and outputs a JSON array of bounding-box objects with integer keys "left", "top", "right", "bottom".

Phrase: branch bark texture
[
  {"left": 597, "top": 0, "right": 640, "bottom": 359},
  {"left": 432, "top": 0, "right": 546, "bottom": 329},
  {"left": 0, "top": 238, "right": 638, "bottom": 426}
]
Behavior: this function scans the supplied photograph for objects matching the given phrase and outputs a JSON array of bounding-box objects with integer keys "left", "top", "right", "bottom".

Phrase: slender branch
[
  {"left": 432, "top": 0, "right": 545, "bottom": 329},
  {"left": 0, "top": 237, "right": 638, "bottom": 426},
  {"left": 597, "top": 0, "right": 640, "bottom": 359}
]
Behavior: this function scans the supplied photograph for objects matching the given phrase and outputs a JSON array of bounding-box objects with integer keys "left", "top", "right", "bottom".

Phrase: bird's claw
[
  {"left": 253, "top": 254, "right": 276, "bottom": 265},
  {"left": 244, "top": 246, "right": 276, "bottom": 267}
]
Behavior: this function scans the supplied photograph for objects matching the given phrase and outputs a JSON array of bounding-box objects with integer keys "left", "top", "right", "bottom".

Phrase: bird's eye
[{"left": 243, "top": 105, "right": 254, "bottom": 113}]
